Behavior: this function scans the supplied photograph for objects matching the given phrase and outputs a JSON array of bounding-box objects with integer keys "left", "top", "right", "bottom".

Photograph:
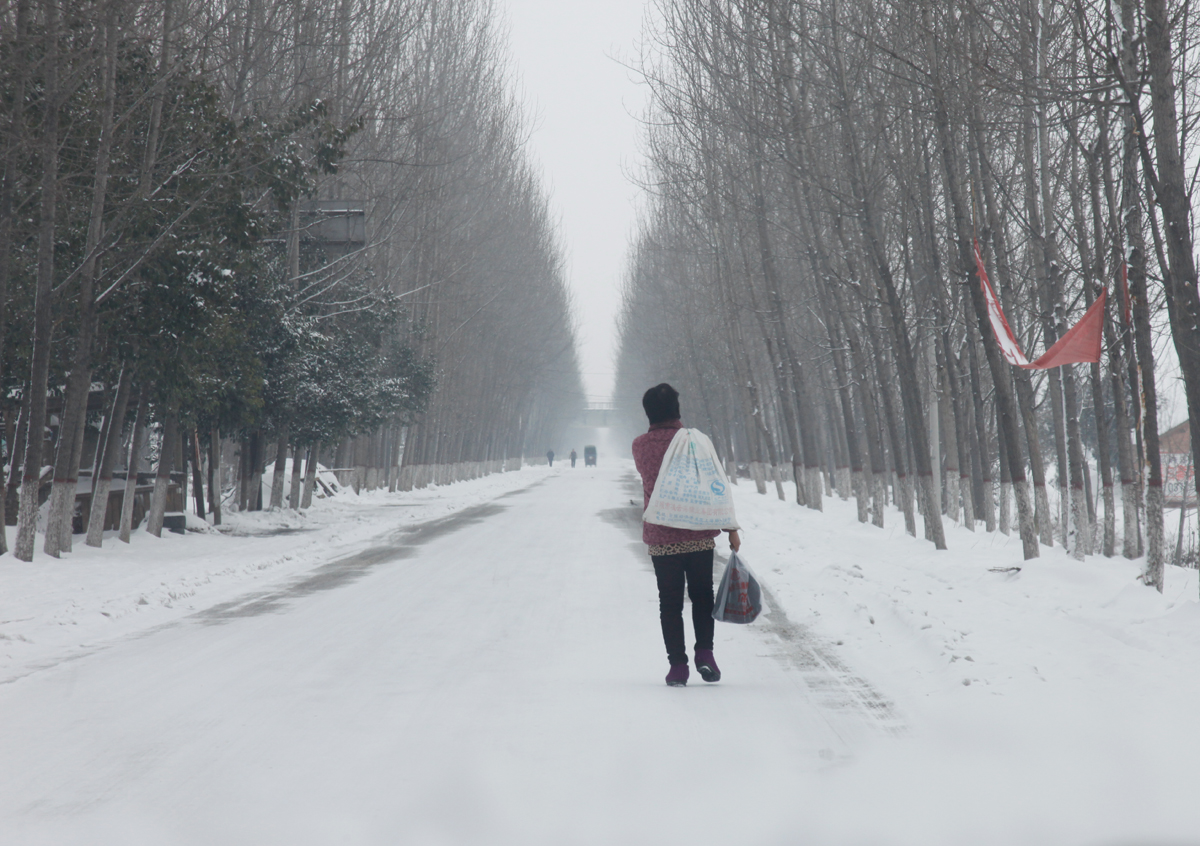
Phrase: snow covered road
[
  {"left": 4, "top": 461, "right": 1200, "bottom": 845},
  {"left": 0, "top": 465, "right": 890, "bottom": 845}
]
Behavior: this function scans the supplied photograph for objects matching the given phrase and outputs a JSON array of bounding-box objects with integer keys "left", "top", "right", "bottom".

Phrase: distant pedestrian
[
  {"left": 570, "top": 449, "right": 577, "bottom": 468},
  {"left": 633, "top": 383, "right": 740, "bottom": 687},
  {"left": 546, "top": 449, "right": 555, "bottom": 467}
]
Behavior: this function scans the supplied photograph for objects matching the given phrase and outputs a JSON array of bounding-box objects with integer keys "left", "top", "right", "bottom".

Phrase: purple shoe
[
  {"left": 665, "top": 663, "right": 689, "bottom": 687},
  {"left": 694, "top": 649, "right": 721, "bottom": 683}
]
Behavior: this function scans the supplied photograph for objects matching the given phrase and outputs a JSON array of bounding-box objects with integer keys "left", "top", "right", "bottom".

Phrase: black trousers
[{"left": 651, "top": 549, "right": 715, "bottom": 666}]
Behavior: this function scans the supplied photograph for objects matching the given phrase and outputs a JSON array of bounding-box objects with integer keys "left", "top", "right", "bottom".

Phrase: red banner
[{"left": 975, "top": 240, "right": 1105, "bottom": 369}]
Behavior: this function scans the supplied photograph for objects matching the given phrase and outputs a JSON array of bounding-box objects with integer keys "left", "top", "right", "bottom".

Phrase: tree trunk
[
  {"left": 870, "top": 311, "right": 916, "bottom": 535},
  {"left": 997, "top": 402, "right": 1012, "bottom": 535},
  {"left": 208, "top": 427, "right": 222, "bottom": 525},
  {"left": 0, "top": 0, "right": 32, "bottom": 555},
  {"left": 289, "top": 444, "right": 305, "bottom": 508},
  {"left": 6, "top": 387, "right": 31, "bottom": 522},
  {"left": 965, "top": 324, "right": 996, "bottom": 532},
  {"left": 14, "top": 0, "right": 62, "bottom": 562},
  {"left": 1081, "top": 142, "right": 1117, "bottom": 557},
  {"left": 269, "top": 427, "right": 289, "bottom": 509},
  {"left": 249, "top": 430, "right": 265, "bottom": 510},
  {"left": 840, "top": 301, "right": 888, "bottom": 528},
  {"left": 119, "top": 392, "right": 149, "bottom": 543},
  {"left": 1143, "top": 0, "right": 1200, "bottom": 591},
  {"left": 1062, "top": 365, "right": 1090, "bottom": 559},
  {"left": 190, "top": 430, "right": 206, "bottom": 519},
  {"left": 86, "top": 367, "right": 134, "bottom": 547},
  {"left": 43, "top": 372, "right": 90, "bottom": 558},
  {"left": 236, "top": 434, "right": 249, "bottom": 512},
  {"left": 42, "top": 1, "right": 120, "bottom": 557},
  {"left": 301, "top": 442, "right": 321, "bottom": 509},
  {"left": 937, "top": 343, "right": 960, "bottom": 525},
  {"left": 146, "top": 406, "right": 179, "bottom": 537}
]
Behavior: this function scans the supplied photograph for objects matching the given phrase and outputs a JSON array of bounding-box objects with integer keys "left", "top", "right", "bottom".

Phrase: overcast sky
[{"left": 500, "top": 0, "right": 651, "bottom": 404}]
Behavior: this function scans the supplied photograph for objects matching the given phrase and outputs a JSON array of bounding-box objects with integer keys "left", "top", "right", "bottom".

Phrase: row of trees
[
  {"left": 1, "top": 0, "right": 582, "bottom": 561},
  {"left": 615, "top": 0, "right": 1200, "bottom": 588}
]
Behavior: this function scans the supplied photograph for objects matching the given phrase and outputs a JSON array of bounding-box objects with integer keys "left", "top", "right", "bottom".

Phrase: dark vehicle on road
[{"left": 584, "top": 445, "right": 597, "bottom": 466}]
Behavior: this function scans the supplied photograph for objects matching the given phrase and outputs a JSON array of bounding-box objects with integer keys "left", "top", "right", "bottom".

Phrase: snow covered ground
[
  {"left": 736, "top": 480, "right": 1200, "bottom": 845},
  {"left": 0, "top": 467, "right": 551, "bottom": 685},
  {"left": 1, "top": 454, "right": 1198, "bottom": 845}
]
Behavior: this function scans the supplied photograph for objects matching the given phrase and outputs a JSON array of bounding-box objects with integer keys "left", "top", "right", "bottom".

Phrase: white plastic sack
[{"left": 644, "top": 428, "right": 740, "bottom": 531}]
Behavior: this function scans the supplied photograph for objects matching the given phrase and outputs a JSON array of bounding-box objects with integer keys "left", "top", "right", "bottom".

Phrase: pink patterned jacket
[{"left": 632, "top": 419, "right": 721, "bottom": 547}]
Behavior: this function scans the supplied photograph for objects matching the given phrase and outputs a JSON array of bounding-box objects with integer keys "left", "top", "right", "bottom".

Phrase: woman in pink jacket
[{"left": 632, "top": 383, "right": 741, "bottom": 687}]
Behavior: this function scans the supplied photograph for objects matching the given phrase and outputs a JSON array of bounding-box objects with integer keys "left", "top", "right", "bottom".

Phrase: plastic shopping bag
[
  {"left": 712, "top": 551, "right": 762, "bottom": 624},
  {"left": 643, "top": 428, "right": 740, "bottom": 531}
]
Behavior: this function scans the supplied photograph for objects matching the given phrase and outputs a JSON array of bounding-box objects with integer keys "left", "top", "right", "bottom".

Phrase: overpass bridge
[{"left": 580, "top": 401, "right": 617, "bottom": 428}]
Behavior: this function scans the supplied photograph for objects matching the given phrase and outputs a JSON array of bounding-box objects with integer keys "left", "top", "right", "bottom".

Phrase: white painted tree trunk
[
  {"left": 288, "top": 446, "right": 304, "bottom": 509},
  {"left": 119, "top": 410, "right": 148, "bottom": 543},
  {"left": 750, "top": 461, "right": 766, "bottom": 494},
  {"left": 944, "top": 471, "right": 960, "bottom": 524},
  {"left": 1144, "top": 485, "right": 1165, "bottom": 592},
  {"left": 1100, "top": 483, "right": 1115, "bottom": 557},
  {"left": 269, "top": 432, "right": 289, "bottom": 510},
  {"left": 919, "top": 473, "right": 947, "bottom": 549},
  {"left": 42, "top": 483, "right": 72, "bottom": 557},
  {"left": 44, "top": 405, "right": 88, "bottom": 557},
  {"left": 146, "top": 475, "right": 169, "bottom": 537},
  {"left": 1035, "top": 483, "right": 1054, "bottom": 546},
  {"left": 1014, "top": 479, "right": 1038, "bottom": 557},
  {"left": 961, "top": 474, "right": 975, "bottom": 530},
  {"left": 86, "top": 476, "right": 113, "bottom": 547},
  {"left": 1058, "top": 483, "right": 1069, "bottom": 547},
  {"left": 807, "top": 467, "right": 823, "bottom": 511},
  {"left": 146, "top": 412, "right": 179, "bottom": 538},
  {"left": 1069, "top": 486, "right": 1088, "bottom": 560},
  {"left": 854, "top": 469, "right": 868, "bottom": 523},
  {"left": 871, "top": 472, "right": 885, "bottom": 528},
  {"left": 1121, "top": 482, "right": 1139, "bottom": 558},
  {"left": 301, "top": 445, "right": 320, "bottom": 509},
  {"left": 899, "top": 474, "right": 916, "bottom": 536}
]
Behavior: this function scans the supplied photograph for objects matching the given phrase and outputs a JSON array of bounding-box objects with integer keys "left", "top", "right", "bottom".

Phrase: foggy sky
[{"left": 500, "top": 0, "right": 650, "bottom": 404}]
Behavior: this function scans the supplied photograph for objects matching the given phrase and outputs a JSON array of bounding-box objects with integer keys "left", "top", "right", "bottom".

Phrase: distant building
[{"left": 301, "top": 201, "right": 366, "bottom": 260}]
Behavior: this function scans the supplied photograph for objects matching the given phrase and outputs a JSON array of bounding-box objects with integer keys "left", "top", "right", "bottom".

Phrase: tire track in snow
[
  {"left": 609, "top": 469, "right": 905, "bottom": 741},
  {"left": 0, "top": 478, "right": 549, "bottom": 685},
  {"left": 755, "top": 582, "right": 906, "bottom": 739},
  {"left": 197, "top": 501, "right": 510, "bottom": 622},
  {"left": 196, "top": 477, "right": 551, "bottom": 622}
]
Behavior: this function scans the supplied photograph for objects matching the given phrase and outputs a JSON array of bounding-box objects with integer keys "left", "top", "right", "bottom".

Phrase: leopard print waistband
[{"left": 648, "top": 538, "right": 716, "bottom": 557}]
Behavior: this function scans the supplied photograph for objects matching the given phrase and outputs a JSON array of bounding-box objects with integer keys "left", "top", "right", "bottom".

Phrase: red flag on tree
[{"left": 975, "top": 240, "right": 1105, "bottom": 370}]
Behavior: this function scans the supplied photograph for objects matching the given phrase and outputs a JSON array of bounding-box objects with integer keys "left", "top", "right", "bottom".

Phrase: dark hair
[{"left": 642, "top": 383, "right": 681, "bottom": 424}]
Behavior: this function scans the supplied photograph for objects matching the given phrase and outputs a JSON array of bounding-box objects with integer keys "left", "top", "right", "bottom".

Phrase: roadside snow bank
[
  {"left": 732, "top": 477, "right": 1200, "bottom": 845},
  {"left": 0, "top": 466, "right": 554, "bottom": 683}
]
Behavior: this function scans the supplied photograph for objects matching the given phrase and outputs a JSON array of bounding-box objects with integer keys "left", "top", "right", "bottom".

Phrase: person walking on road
[
  {"left": 570, "top": 449, "right": 577, "bottom": 468},
  {"left": 546, "top": 449, "right": 555, "bottom": 467},
  {"left": 632, "top": 383, "right": 740, "bottom": 687}
]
